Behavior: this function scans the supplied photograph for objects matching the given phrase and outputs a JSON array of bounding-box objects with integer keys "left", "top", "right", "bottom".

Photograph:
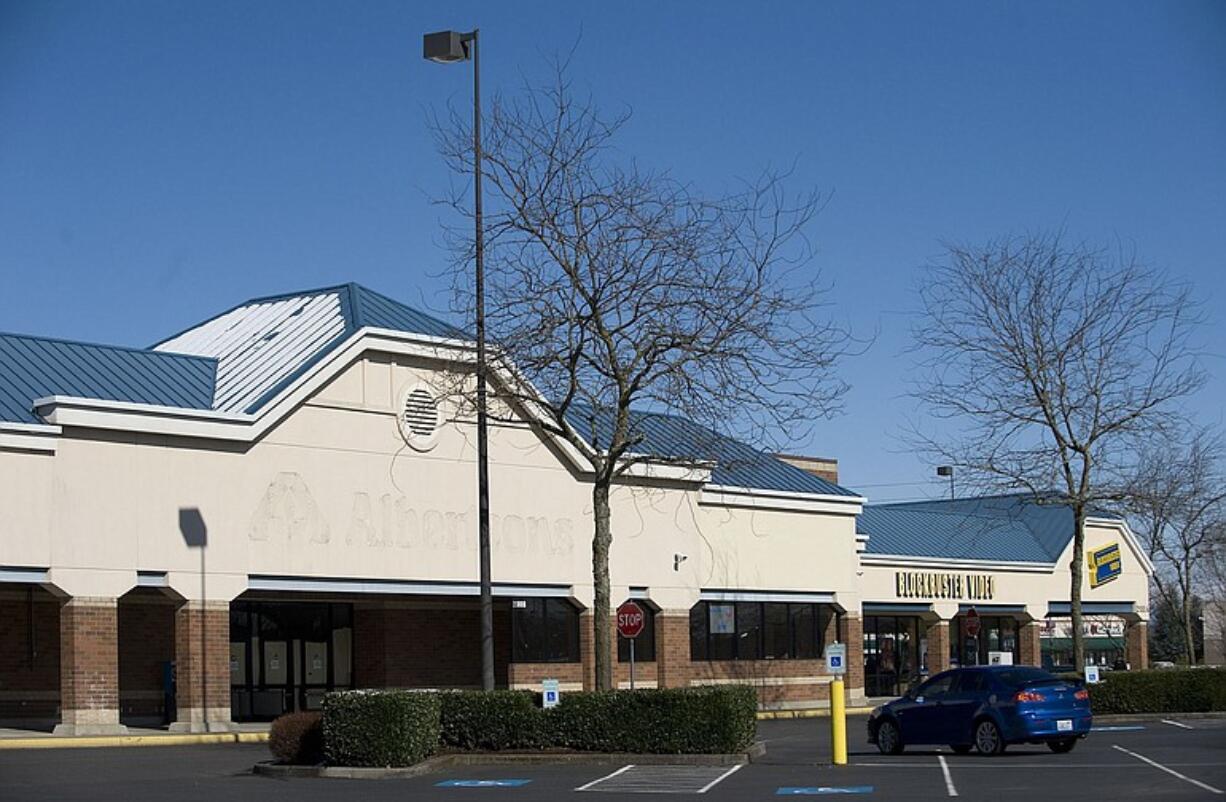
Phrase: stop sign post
[
  {"left": 965, "top": 606, "right": 981, "bottom": 643},
  {"left": 617, "top": 601, "right": 646, "bottom": 689}
]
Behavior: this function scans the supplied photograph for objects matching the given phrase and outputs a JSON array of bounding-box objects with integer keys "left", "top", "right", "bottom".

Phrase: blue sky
[{"left": 2, "top": 1, "right": 1223, "bottom": 500}]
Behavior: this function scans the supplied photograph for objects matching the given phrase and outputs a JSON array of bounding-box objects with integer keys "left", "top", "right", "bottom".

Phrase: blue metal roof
[
  {"left": 564, "top": 404, "right": 860, "bottom": 497},
  {"left": 857, "top": 494, "right": 1098, "bottom": 563},
  {"left": 155, "top": 283, "right": 466, "bottom": 413},
  {"left": 0, "top": 333, "right": 216, "bottom": 424}
]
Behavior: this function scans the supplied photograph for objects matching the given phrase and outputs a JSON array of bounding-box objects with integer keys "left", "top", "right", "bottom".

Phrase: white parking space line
[
  {"left": 575, "top": 764, "right": 635, "bottom": 792},
  {"left": 576, "top": 764, "right": 745, "bottom": 794},
  {"left": 1161, "top": 719, "right": 1193, "bottom": 730},
  {"left": 1112, "top": 744, "right": 1225, "bottom": 795},
  {"left": 938, "top": 755, "right": 958, "bottom": 797},
  {"left": 697, "top": 764, "right": 743, "bottom": 794}
]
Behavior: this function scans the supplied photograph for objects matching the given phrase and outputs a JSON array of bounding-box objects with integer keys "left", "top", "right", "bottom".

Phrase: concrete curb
[
  {"left": 0, "top": 731, "right": 269, "bottom": 750},
  {"left": 758, "top": 706, "right": 875, "bottom": 720},
  {"left": 1094, "top": 711, "right": 1226, "bottom": 723},
  {"left": 253, "top": 742, "right": 766, "bottom": 780}
]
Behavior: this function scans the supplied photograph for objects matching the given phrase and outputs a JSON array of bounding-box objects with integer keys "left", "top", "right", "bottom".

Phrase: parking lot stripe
[
  {"left": 696, "top": 764, "right": 743, "bottom": 794},
  {"left": 1160, "top": 719, "right": 1193, "bottom": 730},
  {"left": 575, "top": 764, "right": 635, "bottom": 792},
  {"left": 1092, "top": 725, "right": 1145, "bottom": 732},
  {"left": 937, "top": 755, "right": 958, "bottom": 797},
  {"left": 1112, "top": 744, "right": 1224, "bottom": 795}
]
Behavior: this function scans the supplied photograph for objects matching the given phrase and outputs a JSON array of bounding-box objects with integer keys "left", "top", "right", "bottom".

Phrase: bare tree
[
  {"left": 911, "top": 233, "right": 1204, "bottom": 670},
  {"left": 432, "top": 68, "right": 852, "bottom": 689},
  {"left": 1126, "top": 430, "right": 1226, "bottom": 664}
]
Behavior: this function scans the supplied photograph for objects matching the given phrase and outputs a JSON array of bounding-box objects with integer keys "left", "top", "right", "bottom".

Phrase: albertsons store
[{"left": 0, "top": 285, "right": 1151, "bottom": 734}]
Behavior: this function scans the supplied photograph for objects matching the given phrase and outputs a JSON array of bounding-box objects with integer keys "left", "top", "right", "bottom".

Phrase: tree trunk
[
  {"left": 591, "top": 480, "right": 614, "bottom": 691},
  {"left": 1181, "top": 586, "right": 1196, "bottom": 666},
  {"left": 1070, "top": 504, "right": 1086, "bottom": 672}
]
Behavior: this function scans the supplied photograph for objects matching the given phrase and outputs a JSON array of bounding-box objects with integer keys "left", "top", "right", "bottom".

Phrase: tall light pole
[
  {"left": 424, "top": 28, "right": 494, "bottom": 691},
  {"left": 936, "top": 465, "right": 954, "bottom": 500}
]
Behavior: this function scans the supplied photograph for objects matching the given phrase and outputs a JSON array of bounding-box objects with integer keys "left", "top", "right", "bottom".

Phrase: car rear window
[{"left": 996, "top": 667, "right": 1058, "bottom": 687}]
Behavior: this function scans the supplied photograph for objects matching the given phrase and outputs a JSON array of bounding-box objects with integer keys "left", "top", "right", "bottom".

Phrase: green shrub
[
  {"left": 1087, "top": 668, "right": 1226, "bottom": 714},
  {"left": 268, "top": 711, "right": 323, "bottom": 764},
  {"left": 439, "top": 690, "right": 545, "bottom": 750},
  {"left": 323, "top": 690, "right": 441, "bottom": 767},
  {"left": 549, "top": 686, "right": 758, "bottom": 753}
]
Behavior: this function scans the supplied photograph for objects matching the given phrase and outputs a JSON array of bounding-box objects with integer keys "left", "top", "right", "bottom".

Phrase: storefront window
[
  {"left": 689, "top": 601, "right": 830, "bottom": 661},
  {"left": 950, "top": 614, "right": 1021, "bottom": 667},
  {"left": 512, "top": 598, "right": 580, "bottom": 663}
]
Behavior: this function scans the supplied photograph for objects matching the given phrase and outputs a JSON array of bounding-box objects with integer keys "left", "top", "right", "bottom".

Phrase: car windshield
[{"left": 996, "top": 667, "right": 1060, "bottom": 687}]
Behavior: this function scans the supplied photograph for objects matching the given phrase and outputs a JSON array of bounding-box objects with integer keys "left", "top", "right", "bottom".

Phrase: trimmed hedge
[
  {"left": 437, "top": 686, "right": 757, "bottom": 754},
  {"left": 268, "top": 711, "right": 323, "bottom": 765},
  {"left": 549, "top": 686, "right": 759, "bottom": 753},
  {"left": 320, "top": 685, "right": 758, "bottom": 766},
  {"left": 439, "top": 690, "right": 545, "bottom": 750},
  {"left": 323, "top": 690, "right": 441, "bottom": 767},
  {"left": 1086, "top": 668, "right": 1226, "bottom": 715}
]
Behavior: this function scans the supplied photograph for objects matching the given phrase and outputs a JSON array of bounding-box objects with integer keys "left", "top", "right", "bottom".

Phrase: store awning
[
  {"left": 957, "top": 603, "right": 1027, "bottom": 615},
  {"left": 863, "top": 602, "right": 933, "bottom": 615},
  {"left": 1046, "top": 602, "right": 1136, "bottom": 616}
]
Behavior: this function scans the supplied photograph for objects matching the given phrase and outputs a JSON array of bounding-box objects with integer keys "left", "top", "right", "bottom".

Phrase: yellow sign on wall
[{"left": 1088, "top": 542, "right": 1122, "bottom": 588}]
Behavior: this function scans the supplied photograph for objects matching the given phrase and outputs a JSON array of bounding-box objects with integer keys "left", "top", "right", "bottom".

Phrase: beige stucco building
[{"left": 0, "top": 284, "right": 1150, "bottom": 734}]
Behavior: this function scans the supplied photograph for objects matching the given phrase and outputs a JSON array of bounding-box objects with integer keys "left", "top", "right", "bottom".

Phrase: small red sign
[
  {"left": 965, "top": 607, "right": 981, "bottom": 637},
  {"left": 617, "top": 601, "right": 646, "bottom": 639}
]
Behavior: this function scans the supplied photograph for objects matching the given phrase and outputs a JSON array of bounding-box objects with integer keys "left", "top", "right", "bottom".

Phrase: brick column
[
  {"left": 1019, "top": 621, "right": 1042, "bottom": 667},
  {"left": 840, "top": 614, "right": 865, "bottom": 702},
  {"left": 925, "top": 621, "right": 951, "bottom": 674},
  {"left": 1126, "top": 622, "right": 1148, "bottom": 670},
  {"left": 655, "top": 613, "right": 692, "bottom": 689},
  {"left": 54, "top": 597, "right": 127, "bottom": 736},
  {"left": 170, "top": 601, "right": 233, "bottom": 732}
]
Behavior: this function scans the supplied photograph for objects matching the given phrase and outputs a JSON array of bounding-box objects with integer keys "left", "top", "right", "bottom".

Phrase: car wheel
[
  {"left": 1047, "top": 738, "right": 1077, "bottom": 754},
  {"left": 876, "top": 720, "right": 904, "bottom": 755},
  {"left": 973, "top": 719, "right": 1005, "bottom": 756},
  {"left": 949, "top": 744, "right": 972, "bottom": 755}
]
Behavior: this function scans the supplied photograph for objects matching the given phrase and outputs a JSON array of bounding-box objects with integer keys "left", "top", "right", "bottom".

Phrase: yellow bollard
[{"left": 830, "top": 677, "right": 847, "bottom": 765}]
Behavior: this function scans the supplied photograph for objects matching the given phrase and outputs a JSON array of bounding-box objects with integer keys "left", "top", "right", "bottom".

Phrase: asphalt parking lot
[{"left": 1, "top": 714, "right": 1223, "bottom": 801}]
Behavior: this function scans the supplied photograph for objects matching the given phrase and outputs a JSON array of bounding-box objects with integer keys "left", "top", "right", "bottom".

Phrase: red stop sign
[
  {"left": 965, "top": 607, "right": 981, "bottom": 637},
  {"left": 617, "top": 601, "right": 646, "bottom": 639}
]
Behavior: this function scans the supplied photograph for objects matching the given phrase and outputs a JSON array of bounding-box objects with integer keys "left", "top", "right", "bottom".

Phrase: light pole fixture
[
  {"left": 936, "top": 465, "right": 954, "bottom": 500},
  {"left": 424, "top": 27, "right": 494, "bottom": 692}
]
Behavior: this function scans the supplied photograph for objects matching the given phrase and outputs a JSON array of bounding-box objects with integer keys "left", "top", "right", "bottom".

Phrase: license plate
[{"left": 1057, "top": 719, "right": 1073, "bottom": 732}]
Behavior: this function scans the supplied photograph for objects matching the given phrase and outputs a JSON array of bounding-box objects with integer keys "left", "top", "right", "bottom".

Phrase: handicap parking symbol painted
[
  {"left": 436, "top": 779, "right": 533, "bottom": 788},
  {"left": 777, "top": 787, "right": 873, "bottom": 795}
]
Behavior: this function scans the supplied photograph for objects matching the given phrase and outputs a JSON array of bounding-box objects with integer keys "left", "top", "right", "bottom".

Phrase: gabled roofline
[
  {"left": 33, "top": 326, "right": 849, "bottom": 504},
  {"left": 1085, "top": 515, "right": 1155, "bottom": 576}
]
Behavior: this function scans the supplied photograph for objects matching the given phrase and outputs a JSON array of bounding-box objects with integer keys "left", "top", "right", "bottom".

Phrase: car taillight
[
  {"left": 1074, "top": 689, "right": 1089, "bottom": 700},
  {"left": 1014, "top": 690, "right": 1045, "bottom": 703}
]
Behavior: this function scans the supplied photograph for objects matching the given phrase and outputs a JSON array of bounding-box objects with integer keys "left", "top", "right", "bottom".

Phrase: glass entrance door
[
  {"left": 229, "top": 601, "right": 353, "bottom": 721},
  {"left": 863, "top": 616, "right": 923, "bottom": 697}
]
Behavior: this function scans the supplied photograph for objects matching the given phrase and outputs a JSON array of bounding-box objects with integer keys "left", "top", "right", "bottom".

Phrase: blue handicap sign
[
  {"left": 777, "top": 787, "right": 873, "bottom": 795},
  {"left": 829, "top": 656, "right": 843, "bottom": 669},
  {"left": 436, "top": 780, "right": 533, "bottom": 788}
]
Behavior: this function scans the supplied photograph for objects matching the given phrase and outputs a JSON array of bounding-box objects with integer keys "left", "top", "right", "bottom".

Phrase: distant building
[{"left": 1205, "top": 600, "right": 1226, "bottom": 666}]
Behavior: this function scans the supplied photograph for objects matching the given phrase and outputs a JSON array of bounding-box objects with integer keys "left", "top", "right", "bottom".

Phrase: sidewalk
[{"left": 0, "top": 723, "right": 270, "bottom": 750}]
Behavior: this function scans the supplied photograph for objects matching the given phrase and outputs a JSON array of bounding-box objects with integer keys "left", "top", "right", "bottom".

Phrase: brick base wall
[
  {"left": 354, "top": 605, "right": 512, "bottom": 690},
  {"left": 1126, "top": 621, "right": 1149, "bottom": 670},
  {"left": 1019, "top": 621, "right": 1042, "bottom": 667},
  {"left": 926, "top": 621, "right": 951, "bottom": 674},
  {"left": 117, "top": 598, "right": 174, "bottom": 722},
  {"left": 56, "top": 597, "right": 126, "bottom": 735},
  {"left": 0, "top": 592, "right": 60, "bottom": 722},
  {"left": 171, "top": 602, "right": 232, "bottom": 732}
]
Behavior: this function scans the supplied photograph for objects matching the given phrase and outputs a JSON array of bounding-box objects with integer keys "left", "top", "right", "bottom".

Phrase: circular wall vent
[{"left": 400, "top": 386, "right": 440, "bottom": 450}]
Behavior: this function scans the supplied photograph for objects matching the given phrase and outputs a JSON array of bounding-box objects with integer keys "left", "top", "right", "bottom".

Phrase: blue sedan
[{"left": 867, "top": 666, "right": 1091, "bottom": 756}]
